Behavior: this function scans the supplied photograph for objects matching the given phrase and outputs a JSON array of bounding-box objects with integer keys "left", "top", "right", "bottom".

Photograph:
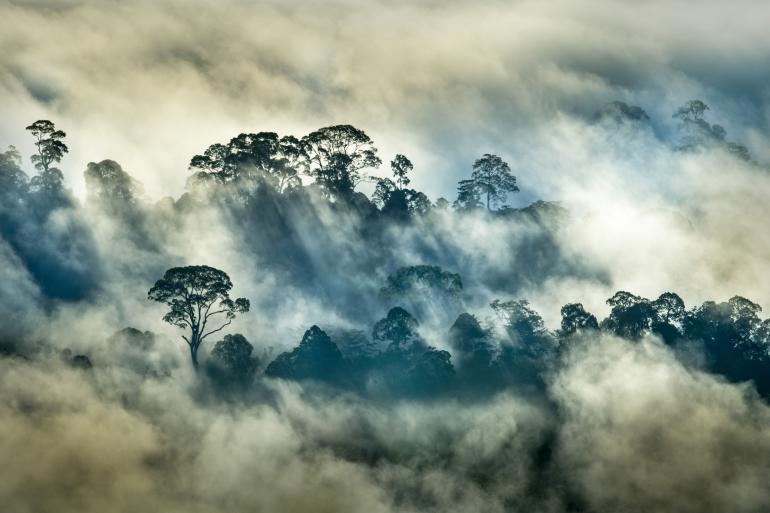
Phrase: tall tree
[
  {"left": 390, "top": 154, "right": 413, "bottom": 189},
  {"left": 453, "top": 179, "right": 482, "bottom": 210},
  {"left": 26, "top": 120, "right": 68, "bottom": 173},
  {"left": 559, "top": 303, "right": 599, "bottom": 337},
  {"left": 26, "top": 120, "right": 68, "bottom": 198},
  {"left": 188, "top": 132, "right": 301, "bottom": 193},
  {"left": 298, "top": 125, "right": 381, "bottom": 199},
  {"left": 470, "top": 154, "right": 519, "bottom": 211},
  {"left": 148, "top": 265, "right": 250, "bottom": 370}
]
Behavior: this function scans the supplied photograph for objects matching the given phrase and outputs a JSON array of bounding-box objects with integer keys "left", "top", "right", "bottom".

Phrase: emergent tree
[{"left": 148, "top": 265, "right": 250, "bottom": 370}]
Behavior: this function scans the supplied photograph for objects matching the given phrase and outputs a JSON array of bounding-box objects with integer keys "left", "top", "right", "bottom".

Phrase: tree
[
  {"left": 601, "top": 291, "right": 656, "bottom": 340},
  {"left": 453, "top": 179, "right": 482, "bottom": 210},
  {"left": 188, "top": 132, "right": 301, "bottom": 193},
  {"left": 559, "top": 303, "right": 599, "bottom": 337},
  {"left": 26, "top": 120, "right": 68, "bottom": 173},
  {"left": 84, "top": 160, "right": 142, "bottom": 206},
  {"left": 372, "top": 306, "right": 424, "bottom": 353},
  {"left": 380, "top": 265, "right": 463, "bottom": 311},
  {"left": 148, "top": 265, "right": 250, "bottom": 370},
  {"left": 470, "top": 154, "right": 519, "bottom": 211},
  {"left": 265, "top": 325, "right": 348, "bottom": 384},
  {"left": 673, "top": 100, "right": 709, "bottom": 122},
  {"left": 672, "top": 100, "right": 750, "bottom": 160},
  {"left": 490, "top": 299, "right": 555, "bottom": 352},
  {"left": 26, "top": 120, "right": 68, "bottom": 199},
  {"left": 390, "top": 154, "right": 412, "bottom": 189},
  {"left": 208, "top": 333, "right": 259, "bottom": 385},
  {"left": 298, "top": 125, "right": 381, "bottom": 199},
  {"left": 372, "top": 177, "right": 431, "bottom": 216},
  {"left": 0, "top": 146, "right": 28, "bottom": 199}
]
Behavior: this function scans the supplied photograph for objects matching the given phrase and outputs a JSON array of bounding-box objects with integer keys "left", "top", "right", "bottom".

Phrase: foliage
[
  {"left": 148, "top": 265, "right": 249, "bottom": 369},
  {"left": 297, "top": 125, "right": 381, "bottom": 199}
]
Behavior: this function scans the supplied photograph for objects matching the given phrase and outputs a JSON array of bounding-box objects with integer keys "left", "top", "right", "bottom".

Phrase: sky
[{"left": 1, "top": 0, "right": 769, "bottom": 201}]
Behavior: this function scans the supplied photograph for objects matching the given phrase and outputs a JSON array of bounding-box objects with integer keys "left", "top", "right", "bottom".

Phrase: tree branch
[{"left": 200, "top": 319, "right": 232, "bottom": 342}]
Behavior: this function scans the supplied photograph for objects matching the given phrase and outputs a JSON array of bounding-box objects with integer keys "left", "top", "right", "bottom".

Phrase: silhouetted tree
[
  {"left": 470, "top": 154, "right": 519, "bottom": 211},
  {"left": 372, "top": 306, "right": 424, "bottom": 354},
  {"left": 298, "top": 125, "right": 381, "bottom": 199},
  {"left": 559, "top": 303, "right": 599, "bottom": 337},
  {"left": 26, "top": 120, "right": 68, "bottom": 200},
  {"left": 0, "top": 146, "right": 27, "bottom": 200},
  {"left": 453, "top": 179, "right": 482, "bottom": 210},
  {"left": 208, "top": 333, "right": 259, "bottom": 385},
  {"left": 148, "top": 265, "right": 250, "bottom": 370},
  {"left": 490, "top": 299, "right": 554, "bottom": 388},
  {"left": 491, "top": 299, "right": 555, "bottom": 351},
  {"left": 372, "top": 177, "right": 431, "bottom": 216},
  {"left": 26, "top": 120, "right": 68, "bottom": 173},
  {"left": 683, "top": 296, "right": 770, "bottom": 394},
  {"left": 265, "top": 325, "right": 348, "bottom": 384},
  {"left": 381, "top": 265, "right": 463, "bottom": 301},
  {"left": 189, "top": 132, "right": 301, "bottom": 192},
  {"left": 673, "top": 100, "right": 750, "bottom": 160},
  {"left": 601, "top": 291, "right": 656, "bottom": 340},
  {"left": 404, "top": 347, "right": 455, "bottom": 395},
  {"left": 390, "top": 154, "right": 412, "bottom": 189},
  {"left": 84, "top": 160, "right": 142, "bottom": 206}
]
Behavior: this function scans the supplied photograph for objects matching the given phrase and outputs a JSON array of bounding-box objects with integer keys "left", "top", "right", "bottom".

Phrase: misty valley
[{"left": 2, "top": 94, "right": 770, "bottom": 513}]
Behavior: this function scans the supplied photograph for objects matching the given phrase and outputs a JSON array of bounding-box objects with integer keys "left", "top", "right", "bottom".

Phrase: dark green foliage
[
  {"left": 0, "top": 146, "right": 27, "bottom": 199},
  {"left": 448, "top": 313, "right": 500, "bottom": 395},
  {"left": 601, "top": 291, "right": 657, "bottom": 340},
  {"left": 559, "top": 303, "right": 599, "bottom": 338},
  {"left": 297, "top": 125, "right": 381, "bottom": 199},
  {"left": 403, "top": 348, "right": 455, "bottom": 395},
  {"left": 489, "top": 299, "right": 557, "bottom": 388},
  {"left": 189, "top": 132, "right": 301, "bottom": 193},
  {"left": 683, "top": 296, "right": 770, "bottom": 394},
  {"left": 0, "top": 133, "right": 99, "bottom": 300},
  {"left": 372, "top": 177, "right": 431, "bottom": 217},
  {"left": 381, "top": 265, "right": 464, "bottom": 324},
  {"left": 454, "top": 154, "right": 519, "bottom": 211},
  {"left": 453, "top": 178, "right": 483, "bottom": 210},
  {"left": 491, "top": 299, "right": 555, "bottom": 351},
  {"left": 381, "top": 265, "right": 463, "bottom": 301},
  {"left": 148, "top": 265, "right": 250, "bottom": 370},
  {"left": 208, "top": 333, "right": 259, "bottom": 386},
  {"left": 470, "top": 154, "right": 519, "bottom": 211},
  {"left": 265, "top": 326, "right": 348, "bottom": 385},
  {"left": 26, "top": 120, "right": 68, "bottom": 173},
  {"left": 673, "top": 99, "right": 750, "bottom": 160},
  {"left": 372, "top": 307, "right": 424, "bottom": 354},
  {"left": 85, "top": 159, "right": 142, "bottom": 206},
  {"left": 600, "top": 291, "right": 685, "bottom": 344}
]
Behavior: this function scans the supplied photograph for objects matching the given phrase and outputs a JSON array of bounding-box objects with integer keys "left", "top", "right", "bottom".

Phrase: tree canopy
[
  {"left": 297, "top": 124, "right": 381, "bottom": 199},
  {"left": 148, "top": 265, "right": 250, "bottom": 370}
]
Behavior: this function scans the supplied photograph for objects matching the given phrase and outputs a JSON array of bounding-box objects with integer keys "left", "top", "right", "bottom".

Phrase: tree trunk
[{"left": 190, "top": 343, "right": 199, "bottom": 371}]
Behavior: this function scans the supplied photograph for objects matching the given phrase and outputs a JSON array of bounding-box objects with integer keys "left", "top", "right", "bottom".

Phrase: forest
[{"left": 2, "top": 97, "right": 770, "bottom": 513}]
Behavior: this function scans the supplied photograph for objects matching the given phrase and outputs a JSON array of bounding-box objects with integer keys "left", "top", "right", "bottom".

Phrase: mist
[{"left": 2, "top": 1, "right": 770, "bottom": 512}]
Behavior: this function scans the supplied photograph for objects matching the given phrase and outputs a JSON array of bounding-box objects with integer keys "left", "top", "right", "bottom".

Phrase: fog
[{"left": 2, "top": 1, "right": 770, "bottom": 512}]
